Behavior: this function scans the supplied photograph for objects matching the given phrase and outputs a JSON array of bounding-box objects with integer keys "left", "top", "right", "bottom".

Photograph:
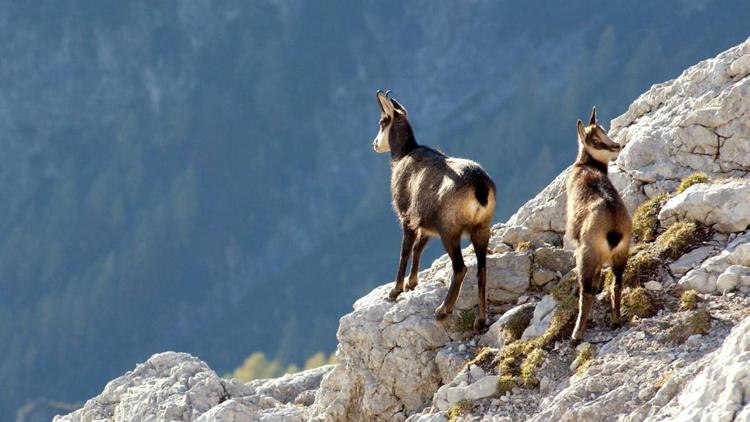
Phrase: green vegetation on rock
[
  {"left": 632, "top": 193, "right": 667, "bottom": 242},
  {"left": 676, "top": 172, "right": 709, "bottom": 194},
  {"left": 447, "top": 399, "right": 473, "bottom": 422}
]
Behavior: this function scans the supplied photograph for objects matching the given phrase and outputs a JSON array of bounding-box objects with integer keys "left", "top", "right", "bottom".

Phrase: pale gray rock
[
  {"left": 249, "top": 364, "right": 333, "bottom": 404},
  {"left": 532, "top": 267, "right": 557, "bottom": 286},
  {"left": 479, "top": 302, "right": 535, "bottom": 348},
  {"left": 644, "top": 317, "right": 750, "bottom": 421},
  {"left": 312, "top": 249, "right": 531, "bottom": 421},
  {"left": 52, "top": 352, "right": 323, "bottom": 422},
  {"left": 435, "top": 344, "right": 471, "bottom": 385},
  {"left": 521, "top": 295, "right": 556, "bottom": 340},
  {"left": 533, "top": 246, "right": 575, "bottom": 274},
  {"left": 644, "top": 281, "right": 663, "bottom": 291},
  {"left": 679, "top": 231, "right": 750, "bottom": 293},
  {"left": 505, "top": 170, "right": 568, "bottom": 235},
  {"left": 716, "top": 264, "right": 750, "bottom": 292},
  {"left": 669, "top": 245, "right": 718, "bottom": 277},
  {"left": 659, "top": 179, "right": 750, "bottom": 233}
]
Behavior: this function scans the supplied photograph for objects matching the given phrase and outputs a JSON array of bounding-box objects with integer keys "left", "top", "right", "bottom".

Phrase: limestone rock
[
  {"left": 716, "top": 264, "right": 750, "bottom": 292},
  {"left": 659, "top": 179, "right": 750, "bottom": 233},
  {"left": 679, "top": 231, "right": 750, "bottom": 293},
  {"left": 645, "top": 317, "right": 750, "bottom": 420},
  {"left": 479, "top": 302, "right": 535, "bottom": 348},
  {"left": 53, "top": 352, "right": 329, "bottom": 422},
  {"left": 521, "top": 295, "right": 557, "bottom": 339}
]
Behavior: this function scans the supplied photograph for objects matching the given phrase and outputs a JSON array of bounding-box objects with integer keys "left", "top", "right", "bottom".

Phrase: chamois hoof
[
  {"left": 610, "top": 317, "right": 623, "bottom": 329},
  {"left": 570, "top": 336, "right": 582, "bottom": 347},
  {"left": 387, "top": 288, "right": 402, "bottom": 302},
  {"left": 405, "top": 280, "right": 418, "bottom": 291},
  {"left": 434, "top": 304, "right": 451, "bottom": 320},
  {"left": 473, "top": 318, "right": 487, "bottom": 331}
]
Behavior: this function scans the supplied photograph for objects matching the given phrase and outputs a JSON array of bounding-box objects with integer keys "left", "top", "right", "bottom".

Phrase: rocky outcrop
[
  {"left": 310, "top": 251, "right": 531, "bottom": 421},
  {"left": 57, "top": 37, "right": 750, "bottom": 422},
  {"left": 659, "top": 179, "right": 750, "bottom": 233},
  {"left": 54, "top": 352, "right": 332, "bottom": 422}
]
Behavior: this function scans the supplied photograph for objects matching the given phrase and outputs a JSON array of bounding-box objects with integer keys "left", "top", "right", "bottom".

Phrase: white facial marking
[
  {"left": 373, "top": 123, "right": 390, "bottom": 153},
  {"left": 588, "top": 146, "right": 619, "bottom": 163}
]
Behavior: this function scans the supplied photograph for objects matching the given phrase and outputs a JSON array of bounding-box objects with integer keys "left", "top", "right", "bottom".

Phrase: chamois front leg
[
  {"left": 388, "top": 225, "right": 416, "bottom": 301},
  {"left": 571, "top": 246, "right": 600, "bottom": 345},
  {"left": 471, "top": 227, "right": 490, "bottom": 330},
  {"left": 435, "top": 234, "right": 467, "bottom": 320},
  {"left": 405, "top": 234, "right": 429, "bottom": 291}
]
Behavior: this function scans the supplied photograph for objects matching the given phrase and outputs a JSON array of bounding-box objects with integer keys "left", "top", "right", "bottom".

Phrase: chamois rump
[
  {"left": 566, "top": 106, "right": 632, "bottom": 344},
  {"left": 372, "top": 90, "right": 496, "bottom": 330}
]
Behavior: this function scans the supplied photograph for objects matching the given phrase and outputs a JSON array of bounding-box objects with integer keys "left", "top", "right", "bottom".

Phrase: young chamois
[
  {"left": 567, "top": 107, "right": 632, "bottom": 344},
  {"left": 372, "top": 90, "right": 496, "bottom": 330}
]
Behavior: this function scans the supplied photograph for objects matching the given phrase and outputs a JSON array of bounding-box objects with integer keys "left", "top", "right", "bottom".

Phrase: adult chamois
[
  {"left": 372, "top": 90, "right": 496, "bottom": 330},
  {"left": 567, "top": 106, "right": 632, "bottom": 344}
]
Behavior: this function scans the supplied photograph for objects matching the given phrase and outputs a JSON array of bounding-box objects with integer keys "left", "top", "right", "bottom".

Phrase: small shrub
[
  {"left": 496, "top": 375, "right": 515, "bottom": 395},
  {"left": 676, "top": 172, "right": 709, "bottom": 194},
  {"left": 680, "top": 289, "right": 699, "bottom": 310},
  {"left": 516, "top": 241, "right": 534, "bottom": 252},
  {"left": 575, "top": 343, "right": 597, "bottom": 375},
  {"left": 623, "top": 247, "right": 661, "bottom": 287},
  {"left": 656, "top": 221, "right": 710, "bottom": 260},
  {"left": 502, "top": 308, "right": 534, "bottom": 343},
  {"left": 622, "top": 287, "right": 655, "bottom": 319},
  {"left": 447, "top": 399, "right": 473, "bottom": 421},
  {"left": 666, "top": 309, "right": 711, "bottom": 344},
  {"left": 632, "top": 193, "right": 667, "bottom": 242},
  {"left": 687, "top": 309, "right": 711, "bottom": 334},
  {"left": 550, "top": 271, "right": 577, "bottom": 302},
  {"left": 466, "top": 347, "right": 498, "bottom": 373},
  {"left": 455, "top": 309, "right": 476, "bottom": 332},
  {"left": 520, "top": 348, "right": 545, "bottom": 387}
]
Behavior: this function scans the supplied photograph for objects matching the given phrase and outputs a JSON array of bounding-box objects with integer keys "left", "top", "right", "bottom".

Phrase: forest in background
[{"left": 0, "top": 1, "right": 749, "bottom": 419}]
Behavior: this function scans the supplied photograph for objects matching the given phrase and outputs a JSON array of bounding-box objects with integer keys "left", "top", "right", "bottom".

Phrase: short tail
[{"left": 474, "top": 177, "right": 495, "bottom": 207}]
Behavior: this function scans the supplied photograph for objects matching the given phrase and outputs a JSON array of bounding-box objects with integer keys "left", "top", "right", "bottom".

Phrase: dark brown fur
[
  {"left": 373, "top": 91, "right": 496, "bottom": 329},
  {"left": 566, "top": 107, "right": 632, "bottom": 344}
]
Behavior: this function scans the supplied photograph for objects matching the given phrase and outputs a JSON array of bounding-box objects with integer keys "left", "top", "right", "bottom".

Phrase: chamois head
[
  {"left": 576, "top": 106, "right": 621, "bottom": 164},
  {"left": 373, "top": 90, "right": 410, "bottom": 153}
]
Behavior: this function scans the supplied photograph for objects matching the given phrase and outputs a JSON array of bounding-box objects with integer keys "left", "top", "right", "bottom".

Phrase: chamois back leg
[
  {"left": 470, "top": 226, "right": 490, "bottom": 330},
  {"left": 571, "top": 245, "right": 601, "bottom": 344},
  {"left": 388, "top": 225, "right": 416, "bottom": 301},
  {"left": 405, "top": 234, "right": 429, "bottom": 291},
  {"left": 435, "top": 233, "right": 466, "bottom": 320},
  {"left": 610, "top": 247, "right": 628, "bottom": 328}
]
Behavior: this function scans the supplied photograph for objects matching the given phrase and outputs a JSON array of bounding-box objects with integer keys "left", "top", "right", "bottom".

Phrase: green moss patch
[
  {"left": 622, "top": 287, "right": 655, "bottom": 319},
  {"left": 665, "top": 309, "right": 711, "bottom": 344},
  {"left": 496, "top": 375, "right": 515, "bottom": 395},
  {"left": 624, "top": 221, "right": 710, "bottom": 287},
  {"left": 455, "top": 309, "right": 477, "bottom": 332},
  {"left": 516, "top": 241, "right": 534, "bottom": 252},
  {"left": 623, "top": 247, "right": 661, "bottom": 287},
  {"left": 502, "top": 308, "right": 534, "bottom": 343},
  {"left": 447, "top": 399, "right": 473, "bottom": 421},
  {"left": 466, "top": 347, "right": 499, "bottom": 374},
  {"left": 575, "top": 343, "right": 597, "bottom": 375},
  {"left": 676, "top": 172, "right": 709, "bottom": 194},
  {"left": 656, "top": 221, "right": 711, "bottom": 260},
  {"left": 680, "top": 289, "right": 699, "bottom": 310},
  {"left": 495, "top": 274, "right": 578, "bottom": 390},
  {"left": 632, "top": 193, "right": 667, "bottom": 242},
  {"left": 519, "top": 348, "right": 545, "bottom": 387}
]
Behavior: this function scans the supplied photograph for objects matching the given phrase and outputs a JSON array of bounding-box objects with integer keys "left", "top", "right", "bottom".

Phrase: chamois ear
[
  {"left": 589, "top": 106, "right": 597, "bottom": 126},
  {"left": 576, "top": 119, "right": 587, "bottom": 143},
  {"left": 376, "top": 91, "right": 395, "bottom": 116},
  {"left": 390, "top": 98, "right": 408, "bottom": 116}
]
